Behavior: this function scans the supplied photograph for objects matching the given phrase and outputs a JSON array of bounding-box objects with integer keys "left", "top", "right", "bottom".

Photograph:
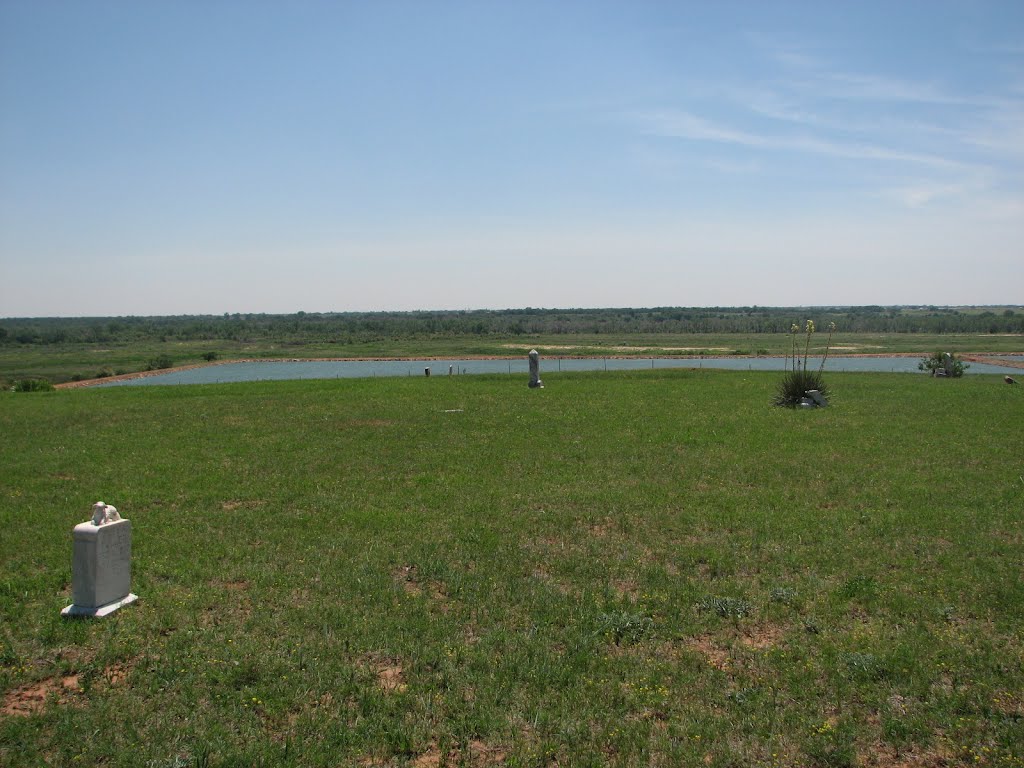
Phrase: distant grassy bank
[
  {"left": 2, "top": 370, "right": 1022, "bottom": 766},
  {"left": 3, "top": 331, "right": 1023, "bottom": 385}
]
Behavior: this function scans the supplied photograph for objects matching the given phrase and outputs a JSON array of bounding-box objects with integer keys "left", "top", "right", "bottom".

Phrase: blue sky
[{"left": 1, "top": 1, "right": 1022, "bottom": 317}]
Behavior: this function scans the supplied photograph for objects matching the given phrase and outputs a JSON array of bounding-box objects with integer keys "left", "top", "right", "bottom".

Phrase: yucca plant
[{"left": 773, "top": 320, "right": 835, "bottom": 407}]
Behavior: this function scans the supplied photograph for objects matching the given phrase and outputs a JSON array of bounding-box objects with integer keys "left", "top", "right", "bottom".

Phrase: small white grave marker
[{"left": 62, "top": 502, "right": 138, "bottom": 618}]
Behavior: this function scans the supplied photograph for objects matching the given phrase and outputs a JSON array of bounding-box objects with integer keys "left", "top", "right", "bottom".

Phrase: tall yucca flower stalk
[
  {"left": 818, "top": 322, "right": 836, "bottom": 375},
  {"left": 788, "top": 323, "right": 800, "bottom": 372},
  {"left": 802, "top": 319, "right": 815, "bottom": 371}
]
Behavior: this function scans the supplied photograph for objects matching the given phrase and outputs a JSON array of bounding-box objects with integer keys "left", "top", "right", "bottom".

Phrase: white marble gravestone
[
  {"left": 62, "top": 502, "right": 138, "bottom": 618},
  {"left": 528, "top": 349, "right": 543, "bottom": 389}
]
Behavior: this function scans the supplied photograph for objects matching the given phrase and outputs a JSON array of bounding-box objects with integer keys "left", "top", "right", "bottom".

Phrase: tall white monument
[
  {"left": 528, "top": 349, "right": 543, "bottom": 389},
  {"left": 62, "top": 502, "right": 138, "bottom": 618}
]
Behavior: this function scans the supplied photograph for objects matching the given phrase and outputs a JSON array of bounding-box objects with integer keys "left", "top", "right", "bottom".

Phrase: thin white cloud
[
  {"left": 743, "top": 90, "right": 823, "bottom": 126},
  {"left": 635, "top": 110, "right": 769, "bottom": 147},
  {"left": 959, "top": 103, "right": 1024, "bottom": 157},
  {"left": 628, "top": 32, "right": 1024, "bottom": 214},
  {"left": 767, "top": 46, "right": 974, "bottom": 106},
  {"left": 633, "top": 109, "right": 969, "bottom": 170},
  {"left": 820, "top": 71, "right": 967, "bottom": 106}
]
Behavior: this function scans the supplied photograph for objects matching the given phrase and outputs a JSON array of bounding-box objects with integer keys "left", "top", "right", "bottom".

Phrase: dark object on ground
[{"left": 1006, "top": 376, "right": 1017, "bottom": 385}]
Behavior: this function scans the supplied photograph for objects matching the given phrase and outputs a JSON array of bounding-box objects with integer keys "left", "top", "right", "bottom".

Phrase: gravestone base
[{"left": 62, "top": 592, "right": 138, "bottom": 618}]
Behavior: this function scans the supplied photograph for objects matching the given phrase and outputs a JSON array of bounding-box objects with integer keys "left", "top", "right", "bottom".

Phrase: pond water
[{"left": 97, "top": 355, "right": 1023, "bottom": 386}]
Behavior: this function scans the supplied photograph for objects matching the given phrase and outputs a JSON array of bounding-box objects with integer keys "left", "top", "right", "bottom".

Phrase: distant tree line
[{"left": 1, "top": 306, "right": 1022, "bottom": 345}]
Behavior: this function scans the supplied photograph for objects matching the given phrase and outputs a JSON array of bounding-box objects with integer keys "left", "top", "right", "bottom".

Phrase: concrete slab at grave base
[{"left": 62, "top": 593, "right": 138, "bottom": 618}]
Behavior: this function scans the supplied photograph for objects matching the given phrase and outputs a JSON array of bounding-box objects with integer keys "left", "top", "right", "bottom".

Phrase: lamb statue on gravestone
[{"left": 91, "top": 501, "right": 121, "bottom": 526}]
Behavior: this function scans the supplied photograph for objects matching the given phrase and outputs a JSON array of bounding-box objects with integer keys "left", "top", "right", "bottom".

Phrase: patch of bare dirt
[
  {"left": 220, "top": 499, "right": 266, "bottom": 512},
  {"left": 391, "top": 566, "right": 449, "bottom": 608},
  {"left": 373, "top": 660, "right": 407, "bottom": 693},
  {"left": 100, "top": 659, "right": 134, "bottom": 688},
  {"left": 463, "top": 622, "right": 481, "bottom": 645},
  {"left": 428, "top": 581, "right": 449, "bottom": 602},
  {"left": 393, "top": 564, "right": 422, "bottom": 596},
  {"left": 521, "top": 535, "right": 569, "bottom": 556},
  {"left": 2, "top": 675, "right": 81, "bottom": 717},
  {"left": 611, "top": 578, "right": 639, "bottom": 602},
  {"left": 532, "top": 566, "right": 574, "bottom": 596},
  {"left": 991, "top": 691, "right": 1024, "bottom": 717},
  {"left": 53, "top": 646, "right": 94, "bottom": 666},
  {"left": 739, "top": 623, "right": 785, "bottom": 650},
  {"left": 687, "top": 635, "right": 731, "bottom": 671},
  {"left": 409, "top": 740, "right": 507, "bottom": 767},
  {"left": 861, "top": 742, "right": 955, "bottom": 767}
]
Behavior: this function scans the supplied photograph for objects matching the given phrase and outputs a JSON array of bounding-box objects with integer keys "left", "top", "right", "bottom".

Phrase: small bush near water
[
  {"left": 918, "top": 351, "right": 969, "bottom": 377},
  {"left": 146, "top": 354, "right": 174, "bottom": 371},
  {"left": 12, "top": 377, "right": 54, "bottom": 392}
]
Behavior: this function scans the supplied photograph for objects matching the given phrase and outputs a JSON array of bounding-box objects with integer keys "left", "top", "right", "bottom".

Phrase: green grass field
[{"left": 2, "top": 370, "right": 1023, "bottom": 766}]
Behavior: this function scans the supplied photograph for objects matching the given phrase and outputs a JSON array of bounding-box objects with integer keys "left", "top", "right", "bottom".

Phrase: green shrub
[
  {"left": 697, "top": 595, "right": 753, "bottom": 621},
  {"left": 769, "top": 586, "right": 800, "bottom": 606},
  {"left": 841, "top": 651, "right": 888, "bottom": 680},
  {"left": 147, "top": 355, "right": 174, "bottom": 371},
  {"left": 13, "top": 378, "right": 55, "bottom": 392},
  {"left": 594, "top": 611, "right": 653, "bottom": 645},
  {"left": 918, "top": 351, "right": 968, "bottom": 377},
  {"left": 202, "top": 352, "right": 219, "bottom": 361}
]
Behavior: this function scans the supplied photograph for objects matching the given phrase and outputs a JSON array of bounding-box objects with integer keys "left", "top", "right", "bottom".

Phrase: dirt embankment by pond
[{"left": 962, "top": 354, "right": 1024, "bottom": 369}]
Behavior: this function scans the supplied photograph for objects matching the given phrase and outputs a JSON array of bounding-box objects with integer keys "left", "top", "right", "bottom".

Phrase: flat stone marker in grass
[
  {"left": 61, "top": 502, "right": 138, "bottom": 618},
  {"left": 804, "top": 389, "right": 828, "bottom": 407},
  {"left": 529, "top": 349, "right": 543, "bottom": 389}
]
